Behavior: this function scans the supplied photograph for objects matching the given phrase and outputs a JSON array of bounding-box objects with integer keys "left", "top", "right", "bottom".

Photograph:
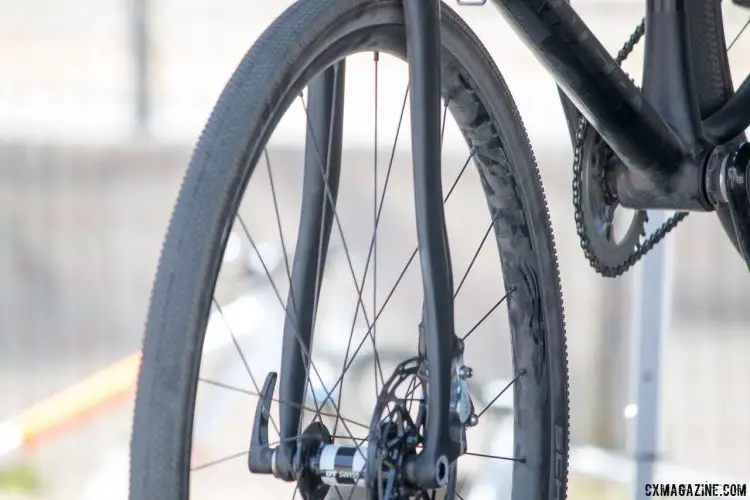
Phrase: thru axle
[
  {"left": 248, "top": 372, "right": 369, "bottom": 498},
  {"left": 248, "top": 356, "right": 462, "bottom": 497}
]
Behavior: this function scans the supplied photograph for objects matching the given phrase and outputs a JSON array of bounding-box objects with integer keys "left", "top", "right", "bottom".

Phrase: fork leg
[
  {"left": 276, "top": 61, "right": 346, "bottom": 480},
  {"left": 403, "top": 0, "right": 462, "bottom": 489}
]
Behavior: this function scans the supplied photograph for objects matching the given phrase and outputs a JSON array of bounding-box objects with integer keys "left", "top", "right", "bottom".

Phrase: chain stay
[{"left": 572, "top": 18, "right": 689, "bottom": 278}]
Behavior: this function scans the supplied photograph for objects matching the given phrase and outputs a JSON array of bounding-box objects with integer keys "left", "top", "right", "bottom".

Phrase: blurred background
[{"left": 0, "top": 0, "right": 748, "bottom": 499}]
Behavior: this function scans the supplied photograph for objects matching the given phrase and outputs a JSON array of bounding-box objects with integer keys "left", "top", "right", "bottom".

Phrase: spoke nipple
[
  {"left": 459, "top": 366, "right": 473, "bottom": 379},
  {"left": 468, "top": 414, "right": 479, "bottom": 427}
]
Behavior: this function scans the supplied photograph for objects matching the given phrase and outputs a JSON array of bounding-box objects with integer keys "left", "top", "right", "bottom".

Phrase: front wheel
[{"left": 129, "top": 1, "right": 570, "bottom": 499}]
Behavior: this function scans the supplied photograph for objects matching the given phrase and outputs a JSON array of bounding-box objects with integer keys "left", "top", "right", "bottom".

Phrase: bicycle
[{"left": 129, "top": 1, "right": 750, "bottom": 499}]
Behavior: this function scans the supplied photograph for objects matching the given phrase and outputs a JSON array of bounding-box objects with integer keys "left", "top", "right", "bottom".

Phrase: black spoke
[
  {"left": 304, "top": 89, "right": 339, "bottom": 423},
  {"left": 236, "top": 216, "right": 327, "bottom": 419},
  {"left": 191, "top": 450, "right": 251, "bottom": 472},
  {"left": 352, "top": 146, "right": 476, "bottom": 343},
  {"left": 233, "top": 219, "right": 363, "bottom": 446},
  {"left": 476, "top": 369, "right": 525, "bottom": 419},
  {"left": 440, "top": 98, "right": 450, "bottom": 147},
  {"left": 461, "top": 285, "right": 517, "bottom": 342},
  {"left": 404, "top": 375, "right": 419, "bottom": 414},
  {"left": 329, "top": 89, "right": 465, "bottom": 426},
  {"left": 299, "top": 94, "right": 376, "bottom": 335},
  {"left": 331, "top": 82, "right": 411, "bottom": 437},
  {"left": 463, "top": 451, "right": 523, "bottom": 462},
  {"left": 192, "top": 434, "right": 365, "bottom": 472},
  {"left": 298, "top": 94, "right": 382, "bottom": 412},
  {"left": 264, "top": 148, "right": 295, "bottom": 313},
  {"left": 344, "top": 481, "right": 359, "bottom": 500},
  {"left": 311, "top": 147, "right": 477, "bottom": 407},
  {"left": 333, "top": 486, "right": 347, "bottom": 500},
  {"left": 198, "top": 377, "right": 369, "bottom": 431},
  {"left": 727, "top": 17, "right": 750, "bottom": 52},
  {"left": 210, "top": 296, "right": 280, "bottom": 436},
  {"left": 373, "top": 51, "right": 382, "bottom": 403},
  {"left": 453, "top": 210, "right": 503, "bottom": 298},
  {"left": 443, "top": 149, "right": 477, "bottom": 208}
]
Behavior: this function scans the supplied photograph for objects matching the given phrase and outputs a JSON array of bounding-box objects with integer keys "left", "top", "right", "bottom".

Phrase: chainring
[
  {"left": 575, "top": 120, "right": 648, "bottom": 269},
  {"left": 571, "top": 18, "right": 689, "bottom": 278}
]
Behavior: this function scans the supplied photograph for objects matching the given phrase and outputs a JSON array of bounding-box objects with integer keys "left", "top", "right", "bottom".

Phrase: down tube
[{"left": 489, "top": 0, "right": 688, "bottom": 174}]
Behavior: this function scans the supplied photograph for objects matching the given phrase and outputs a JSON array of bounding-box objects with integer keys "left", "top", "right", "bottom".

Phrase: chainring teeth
[
  {"left": 570, "top": 18, "right": 688, "bottom": 277},
  {"left": 577, "top": 122, "right": 648, "bottom": 267}
]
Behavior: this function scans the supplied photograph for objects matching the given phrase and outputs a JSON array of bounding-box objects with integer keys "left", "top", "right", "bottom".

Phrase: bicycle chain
[{"left": 572, "top": 19, "right": 689, "bottom": 278}]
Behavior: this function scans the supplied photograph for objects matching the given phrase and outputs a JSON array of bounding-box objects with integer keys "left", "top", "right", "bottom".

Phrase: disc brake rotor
[{"left": 366, "top": 358, "right": 457, "bottom": 500}]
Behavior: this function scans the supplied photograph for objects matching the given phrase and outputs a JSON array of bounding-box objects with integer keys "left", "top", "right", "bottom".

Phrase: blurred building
[{"left": 0, "top": 0, "right": 748, "bottom": 498}]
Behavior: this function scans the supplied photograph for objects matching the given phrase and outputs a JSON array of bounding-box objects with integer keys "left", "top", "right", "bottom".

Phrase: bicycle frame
[
  {"left": 491, "top": 0, "right": 709, "bottom": 211},
  {"left": 267, "top": 0, "right": 750, "bottom": 490},
  {"left": 399, "top": 0, "right": 750, "bottom": 487}
]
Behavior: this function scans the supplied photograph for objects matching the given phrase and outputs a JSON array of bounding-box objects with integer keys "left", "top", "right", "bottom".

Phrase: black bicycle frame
[
  {"left": 398, "top": 0, "right": 750, "bottom": 487},
  {"left": 491, "top": 0, "right": 708, "bottom": 210},
  {"left": 272, "top": 0, "right": 750, "bottom": 489}
]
